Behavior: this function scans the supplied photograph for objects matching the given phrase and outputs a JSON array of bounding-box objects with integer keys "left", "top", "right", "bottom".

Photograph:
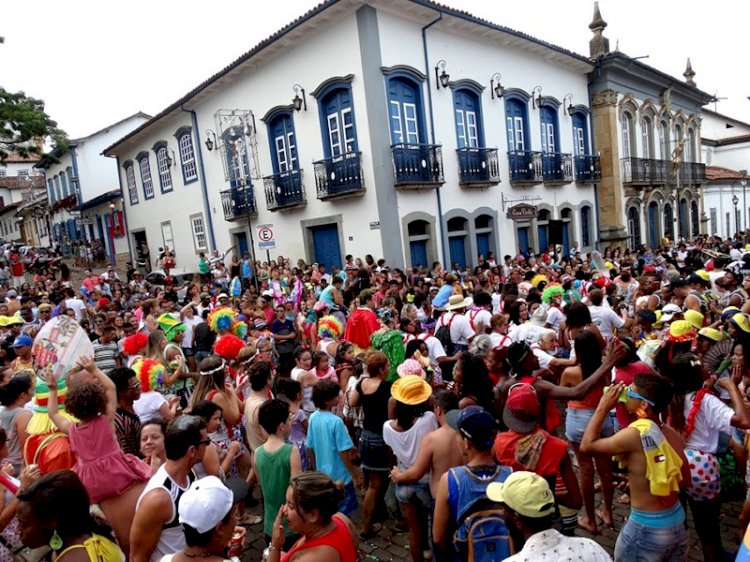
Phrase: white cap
[
  {"left": 217, "top": 293, "right": 229, "bottom": 300},
  {"left": 178, "top": 476, "right": 247, "bottom": 534}
]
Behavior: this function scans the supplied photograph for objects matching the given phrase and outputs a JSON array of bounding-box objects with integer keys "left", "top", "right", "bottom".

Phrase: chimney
[
  {"left": 683, "top": 58, "right": 696, "bottom": 87},
  {"left": 589, "top": 2, "right": 610, "bottom": 59}
]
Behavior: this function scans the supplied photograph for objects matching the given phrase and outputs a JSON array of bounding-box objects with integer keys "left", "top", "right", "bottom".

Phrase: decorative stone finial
[
  {"left": 684, "top": 58, "right": 696, "bottom": 87},
  {"left": 589, "top": 2, "right": 610, "bottom": 58}
]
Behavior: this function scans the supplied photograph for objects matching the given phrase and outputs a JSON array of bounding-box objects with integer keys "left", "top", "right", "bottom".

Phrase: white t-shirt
[
  {"left": 531, "top": 345, "right": 554, "bottom": 371},
  {"left": 382, "top": 411, "right": 438, "bottom": 470},
  {"left": 417, "top": 334, "right": 447, "bottom": 378},
  {"left": 134, "top": 390, "right": 167, "bottom": 423},
  {"left": 437, "top": 312, "right": 475, "bottom": 346},
  {"left": 489, "top": 332, "right": 511, "bottom": 349},
  {"left": 181, "top": 316, "right": 202, "bottom": 348},
  {"left": 65, "top": 298, "right": 86, "bottom": 321},
  {"left": 589, "top": 305, "right": 624, "bottom": 339},
  {"left": 465, "top": 309, "right": 492, "bottom": 332},
  {"left": 546, "top": 306, "right": 566, "bottom": 332},
  {"left": 491, "top": 293, "right": 502, "bottom": 314},
  {"left": 509, "top": 322, "right": 545, "bottom": 345},
  {"left": 684, "top": 391, "right": 734, "bottom": 453}
]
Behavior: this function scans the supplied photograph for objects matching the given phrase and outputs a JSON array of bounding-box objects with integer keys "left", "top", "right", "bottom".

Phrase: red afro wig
[
  {"left": 122, "top": 333, "right": 148, "bottom": 357},
  {"left": 213, "top": 334, "right": 245, "bottom": 361}
]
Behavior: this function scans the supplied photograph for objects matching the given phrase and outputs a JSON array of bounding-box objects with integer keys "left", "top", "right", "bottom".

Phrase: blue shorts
[
  {"left": 359, "top": 430, "right": 390, "bottom": 472},
  {"left": 182, "top": 347, "right": 195, "bottom": 357},
  {"left": 395, "top": 477, "right": 431, "bottom": 508},
  {"left": 614, "top": 503, "right": 687, "bottom": 561},
  {"left": 565, "top": 407, "right": 613, "bottom": 443},
  {"left": 338, "top": 482, "right": 358, "bottom": 516}
]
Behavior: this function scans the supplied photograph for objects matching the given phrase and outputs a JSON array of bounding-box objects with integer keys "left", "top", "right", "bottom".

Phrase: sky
[{"left": 2, "top": 0, "right": 749, "bottom": 139}]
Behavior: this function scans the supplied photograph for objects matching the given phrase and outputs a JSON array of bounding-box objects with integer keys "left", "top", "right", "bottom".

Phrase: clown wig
[
  {"left": 208, "top": 307, "right": 237, "bottom": 333},
  {"left": 541, "top": 283, "right": 564, "bottom": 305},
  {"left": 132, "top": 357, "right": 165, "bottom": 392},
  {"left": 318, "top": 315, "right": 343, "bottom": 340},
  {"left": 214, "top": 334, "right": 245, "bottom": 361},
  {"left": 232, "top": 321, "right": 248, "bottom": 340},
  {"left": 531, "top": 274, "right": 548, "bottom": 290},
  {"left": 122, "top": 333, "right": 148, "bottom": 357}
]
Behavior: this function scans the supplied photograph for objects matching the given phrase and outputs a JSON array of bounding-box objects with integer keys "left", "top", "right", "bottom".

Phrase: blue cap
[{"left": 11, "top": 334, "right": 33, "bottom": 348}]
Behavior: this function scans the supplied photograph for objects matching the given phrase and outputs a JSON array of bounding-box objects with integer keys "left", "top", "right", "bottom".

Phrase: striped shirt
[{"left": 92, "top": 339, "right": 119, "bottom": 374}]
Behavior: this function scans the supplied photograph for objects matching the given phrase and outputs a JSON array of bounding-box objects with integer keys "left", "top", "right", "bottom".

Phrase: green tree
[{"left": 0, "top": 87, "right": 68, "bottom": 163}]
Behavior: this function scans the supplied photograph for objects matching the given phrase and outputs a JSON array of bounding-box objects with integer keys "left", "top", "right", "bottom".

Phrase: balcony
[
  {"left": 621, "top": 157, "right": 668, "bottom": 185},
  {"left": 541, "top": 152, "right": 574, "bottom": 184},
  {"left": 391, "top": 144, "right": 444, "bottom": 188},
  {"left": 679, "top": 162, "right": 707, "bottom": 186},
  {"left": 574, "top": 155, "right": 601, "bottom": 183},
  {"left": 456, "top": 147, "right": 500, "bottom": 187},
  {"left": 220, "top": 186, "right": 256, "bottom": 221},
  {"left": 313, "top": 152, "right": 365, "bottom": 200},
  {"left": 507, "top": 150, "right": 542, "bottom": 184},
  {"left": 263, "top": 170, "right": 306, "bottom": 211}
]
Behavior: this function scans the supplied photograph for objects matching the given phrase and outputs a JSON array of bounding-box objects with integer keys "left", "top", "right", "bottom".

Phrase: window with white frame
[
  {"left": 137, "top": 154, "right": 155, "bottom": 199},
  {"left": 190, "top": 214, "right": 208, "bottom": 252},
  {"left": 125, "top": 163, "right": 138, "bottom": 204},
  {"left": 155, "top": 146, "right": 173, "bottom": 192},
  {"left": 17, "top": 170, "right": 28, "bottom": 177},
  {"left": 178, "top": 132, "right": 198, "bottom": 183}
]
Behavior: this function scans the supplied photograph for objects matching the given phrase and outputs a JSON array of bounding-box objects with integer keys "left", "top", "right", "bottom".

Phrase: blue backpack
[{"left": 450, "top": 465, "right": 513, "bottom": 561}]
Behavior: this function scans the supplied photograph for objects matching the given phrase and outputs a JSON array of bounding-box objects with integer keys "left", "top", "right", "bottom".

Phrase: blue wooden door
[
  {"left": 388, "top": 78, "right": 421, "bottom": 145},
  {"left": 648, "top": 202, "right": 659, "bottom": 246},
  {"left": 537, "top": 225, "right": 548, "bottom": 253},
  {"left": 312, "top": 224, "right": 341, "bottom": 269},
  {"left": 323, "top": 89, "right": 357, "bottom": 157},
  {"left": 476, "top": 233, "right": 490, "bottom": 259},
  {"left": 562, "top": 222, "right": 570, "bottom": 256},
  {"left": 454, "top": 90, "right": 480, "bottom": 149},
  {"left": 409, "top": 241, "right": 427, "bottom": 268},
  {"left": 271, "top": 115, "right": 297, "bottom": 174},
  {"left": 449, "top": 236, "right": 466, "bottom": 269},
  {"left": 540, "top": 106, "right": 558, "bottom": 154},
  {"left": 235, "top": 232, "right": 248, "bottom": 257},
  {"left": 679, "top": 199, "right": 689, "bottom": 239},
  {"left": 517, "top": 227, "right": 530, "bottom": 255}
]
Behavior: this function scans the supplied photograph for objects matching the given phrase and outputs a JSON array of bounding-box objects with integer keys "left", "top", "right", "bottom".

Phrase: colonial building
[
  {"left": 587, "top": 3, "right": 712, "bottom": 249},
  {"left": 105, "top": 0, "right": 603, "bottom": 270},
  {"left": 0, "top": 154, "right": 46, "bottom": 243},
  {"left": 36, "top": 112, "right": 150, "bottom": 264}
]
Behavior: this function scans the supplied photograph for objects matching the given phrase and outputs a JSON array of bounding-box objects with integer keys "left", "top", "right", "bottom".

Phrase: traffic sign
[{"left": 257, "top": 224, "right": 275, "bottom": 249}]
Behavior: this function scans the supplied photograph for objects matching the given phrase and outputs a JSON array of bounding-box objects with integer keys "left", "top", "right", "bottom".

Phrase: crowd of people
[{"left": 2, "top": 235, "right": 750, "bottom": 561}]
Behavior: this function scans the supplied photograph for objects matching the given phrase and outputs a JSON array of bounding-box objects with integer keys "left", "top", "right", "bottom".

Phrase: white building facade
[
  {"left": 106, "top": 0, "right": 601, "bottom": 270},
  {"left": 38, "top": 113, "right": 150, "bottom": 264}
]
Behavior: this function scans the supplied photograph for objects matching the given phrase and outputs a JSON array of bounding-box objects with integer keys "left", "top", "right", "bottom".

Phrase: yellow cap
[
  {"left": 486, "top": 471, "right": 555, "bottom": 519},
  {"left": 695, "top": 270, "right": 710, "bottom": 282},
  {"left": 0, "top": 316, "right": 8, "bottom": 328},
  {"left": 698, "top": 328, "right": 726, "bottom": 342},
  {"left": 684, "top": 309, "right": 704, "bottom": 331}
]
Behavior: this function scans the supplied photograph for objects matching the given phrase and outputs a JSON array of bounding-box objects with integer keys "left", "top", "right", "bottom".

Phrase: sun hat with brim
[
  {"left": 698, "top": 327, "right": 726, "bottom": 343},
  {"left": 396, "top": 359, "right": 426, "bottom": 379},
  {"left": 0, "top": 316, "right": 9, "bottom": 328},
  {"left": 731, "top": 313, "right": 750, "bottom": 335},
  {"left": 446, "top": 294, "right": 473, "bottom": 311},
  {"left": 446, "top": 406, "right": 497, "bottom": 449},
  {"left": 486, "top": 471, "right": 555, "bottom": 519},
  {"left": 5, "top": 316, "right": 23, "bottom": 326},
  {"left": 722, "top": 307, "right": 741, "bottom": 322},
  {"left": 665, "top": 320, "right": 697, "bottom": 343},
  {"left": 684, "top": 310, "right": 704, "bottom": 331},
  {"left": 391, "top": 375, "right": 432, "bottom": 405},
  {"left": 502, "top": 383, "right": 540, "bottom": 434}
]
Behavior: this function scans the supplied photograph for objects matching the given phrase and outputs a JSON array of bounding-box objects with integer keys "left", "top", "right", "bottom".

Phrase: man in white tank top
[{"left": 130, "top": 415, "right": 208, "bottom": 562}]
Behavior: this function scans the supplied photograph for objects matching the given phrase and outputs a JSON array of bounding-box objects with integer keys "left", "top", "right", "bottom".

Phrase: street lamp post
[{"left": 733, "top": 194, "right": 740, "bottom": 235}]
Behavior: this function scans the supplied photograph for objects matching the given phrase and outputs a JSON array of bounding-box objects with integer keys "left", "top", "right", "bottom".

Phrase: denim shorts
[
  {"left": 565, "top": 407, "right": 613, "bottom": 443},
  {"left": 614, "top": 505, "right": 687, "bottom": 562},
  {"left": 337, "top": 482, "right": 358, "bottom": 516},
  {"left": 359, "top": 430, "right": 390, "bottom": 472},
  {"left": 395, "top": 477, "right": 431, "bottom": 508}
]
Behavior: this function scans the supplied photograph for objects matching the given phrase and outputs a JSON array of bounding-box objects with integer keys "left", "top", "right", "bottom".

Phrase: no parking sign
[{"left": 257, "top": 224, "right": 276, "bottom": 249}]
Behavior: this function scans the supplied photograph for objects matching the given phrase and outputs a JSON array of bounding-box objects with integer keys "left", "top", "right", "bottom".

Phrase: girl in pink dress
[{"left": 46, "top": 357, "right": 150, "bottom": 557}]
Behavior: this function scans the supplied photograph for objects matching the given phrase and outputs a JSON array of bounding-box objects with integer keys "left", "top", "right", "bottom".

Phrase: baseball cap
[
  {"left": 660, "top": 303, "right": 682, "bottom": 323},
  {"left": 217, "top": 293, "right": 229, "bottom": 300},
  {"left": 486, "top": 471, "right": 555, "bottom": 519},
  {"left": 11, "top": 334, "right": 33, "bottom": 348},
  {"left": 200, "top": 292, "right": 210, "bottom": 299},
  {"left": 502, "top": 384, "right": 540, "bottom": 434},
  {"left": 178, "top": 476, "right": 248, "bottom": 534},
  {"left": 6, "top": 290, "right": 17, "bottom": 298},
  {"left": 445, "top": 406, "right": 497, "bottom": 449}
]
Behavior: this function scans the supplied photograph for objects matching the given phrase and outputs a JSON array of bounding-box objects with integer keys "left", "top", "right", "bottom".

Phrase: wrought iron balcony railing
[
  {"left": 391, "top": 144, "right": 444, "bottom": 188},
  {"left": 263, "top": 169, "right": 306, "bottom": 211},
  {"left": 541, "top": 152, "right": 574, "bottom": 183},
  {"left": 456, "top": 147, "right": 500, "bottom": 187},
  {"left": 574, "top": 155, "right": 601, "bottom": 183},
  {"left": 507, "top": 150, "right": 543, "bottom": 183},
  {"left": 313, "top": 152, "right": 365, "bottom": 200},
  {"left": 220, "top": 186, "right": 256, "bottom": 221}
]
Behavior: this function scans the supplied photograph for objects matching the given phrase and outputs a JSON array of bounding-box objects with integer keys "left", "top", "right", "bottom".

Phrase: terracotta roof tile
[{"left": 706, "top": 166, "right": 747, "bottom": 181}]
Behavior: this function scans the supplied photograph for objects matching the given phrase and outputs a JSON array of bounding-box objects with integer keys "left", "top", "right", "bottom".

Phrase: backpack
[
  {"left": 451, "top": 466, "right": 513, "bottom": 562},
  {"left": 435, "top": 313, "right": 456, "bottom": 356}
]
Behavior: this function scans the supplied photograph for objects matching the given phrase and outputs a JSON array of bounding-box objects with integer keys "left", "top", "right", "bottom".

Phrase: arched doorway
[
  {"left": 628, "top": 206, "right": 641, "bottom": 249},
  {"left": 407, "top": 220, "right": 430, "bottom": 268},
  {"left": 447, "top": 217, "right": 468, "bottom": 269}
]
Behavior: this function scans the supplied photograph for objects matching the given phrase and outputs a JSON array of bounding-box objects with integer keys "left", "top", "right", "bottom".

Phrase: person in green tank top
[{"left": 256, "top": 399, "right": 302, "bottom": 550}]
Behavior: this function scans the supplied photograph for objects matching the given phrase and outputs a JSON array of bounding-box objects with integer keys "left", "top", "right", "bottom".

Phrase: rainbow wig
[
  {"left": 232, "top": 321, "right": 248, "bottom": 340},
  {"left": 318, "top": 315, "right": 343, "bottom": 340},
  {"left": 132, "top": 357, "right": 165, "bottom": 392},
  {"left": 541, "top": 283, "right": 564, "bottom": 305},
  {"left": 214, "top": 334, "right": 245, "bottom": 361},
  {"left": 209, "top": 306, "right": 237, "bottom": 333},
  {"left": 122, "top": 333, "right": 148, "bottom": 357}
]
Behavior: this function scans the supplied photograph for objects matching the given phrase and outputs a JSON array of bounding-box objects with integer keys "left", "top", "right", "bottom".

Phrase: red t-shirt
[
  {"left": 10, "top": 261, "right": 23, "bottom": 277},
  {"left": 493, "top": 428, "right": 568, "bottom": 478},
  {"left": 281, "top": 515, "right": 356, "bottom": 562}
]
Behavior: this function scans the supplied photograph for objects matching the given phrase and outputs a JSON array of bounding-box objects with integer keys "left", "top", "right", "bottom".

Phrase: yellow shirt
[{"left": 56, "top": 534, "right": 122, "bottom": 562}]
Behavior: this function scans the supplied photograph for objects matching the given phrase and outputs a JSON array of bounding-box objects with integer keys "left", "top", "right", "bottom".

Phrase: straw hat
[
  {"left": 446, "top": 294, "right": 473, "bottom": 311},
  {"left": 391, "top": 375, "right": 432, "bottom": 405}
]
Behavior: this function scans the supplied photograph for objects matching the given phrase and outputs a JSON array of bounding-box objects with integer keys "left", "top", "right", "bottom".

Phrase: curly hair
[{"left": 64, "top": 382, "right": 108, "bottom": 421}]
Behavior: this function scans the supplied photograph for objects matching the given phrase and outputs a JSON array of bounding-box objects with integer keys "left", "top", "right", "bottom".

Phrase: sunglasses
[
  {"left": 129, "top": 381, "right": 141, "bottom": 389},
  {"left": 626, "top": 386, "right": 655, "bottom": 407},
  {"left": 197, "top": 439, "right": 211, "bottom": 446}
]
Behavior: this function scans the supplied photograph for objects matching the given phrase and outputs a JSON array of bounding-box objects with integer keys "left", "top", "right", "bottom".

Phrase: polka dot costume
[{"left": 685, "top": 449, "right": 720, "bottom": 501}]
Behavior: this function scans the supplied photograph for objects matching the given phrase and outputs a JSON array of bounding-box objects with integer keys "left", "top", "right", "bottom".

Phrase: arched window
[
  {"left": 176, "top": 128, "right": 198, "bottom": 184},
  {"left": 454, "top": 88, "right": 483, "bottom": 149},
  {"left": 153, "top": 143, "right": 173, "bottom": 193},
  {"left": 658, "top": 120, "right": 671, "bottom": 160},
  {"left": 691, "top": 200, "right": 699, "bottom": 236},
  {"left": 648, "top": 201, "right": 659, "bottom": 246},
  {"left": 505, "top": 97, "right": 529, "bottom": 153},
  {"left": 407, "top": 220, "right": 430, "bottom": 267},
  {"left": 664, "top": 203, "right": 674, "bottom": 240},
  {"left": 621, "top": 112, "right": 636, "bottom": 159},
  {"left": 447, "top": 217, "right": 468, "bottom": 269},
  {"left": 387, "top": 76, "right": 423, "bottom": 145},
  {"left": 267, "top": 113, "right": 298, "bottom": 174},
  {"left": 136, "top": 152, "right": 154, "bottom": 200},
  {"left": 475, "top": 214, "right": 494, "bottom": 260},
  {"left": 628, "top": 206, "right": 641, "bottom": 249},
  {"left": 319, "top": 85, "right": 357, "bottom": 157},
  {"left": 124, "top": 161, "right": 138, "bottom": 205},
  {"left": 539, "top": 105, "right": 559, "bottom": 154},
  {"left": 641, "top": 116, "right": 655, "bottom": 159},
  {"left": 687, "top": 129, "right": 697, "bottom": 163}
]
